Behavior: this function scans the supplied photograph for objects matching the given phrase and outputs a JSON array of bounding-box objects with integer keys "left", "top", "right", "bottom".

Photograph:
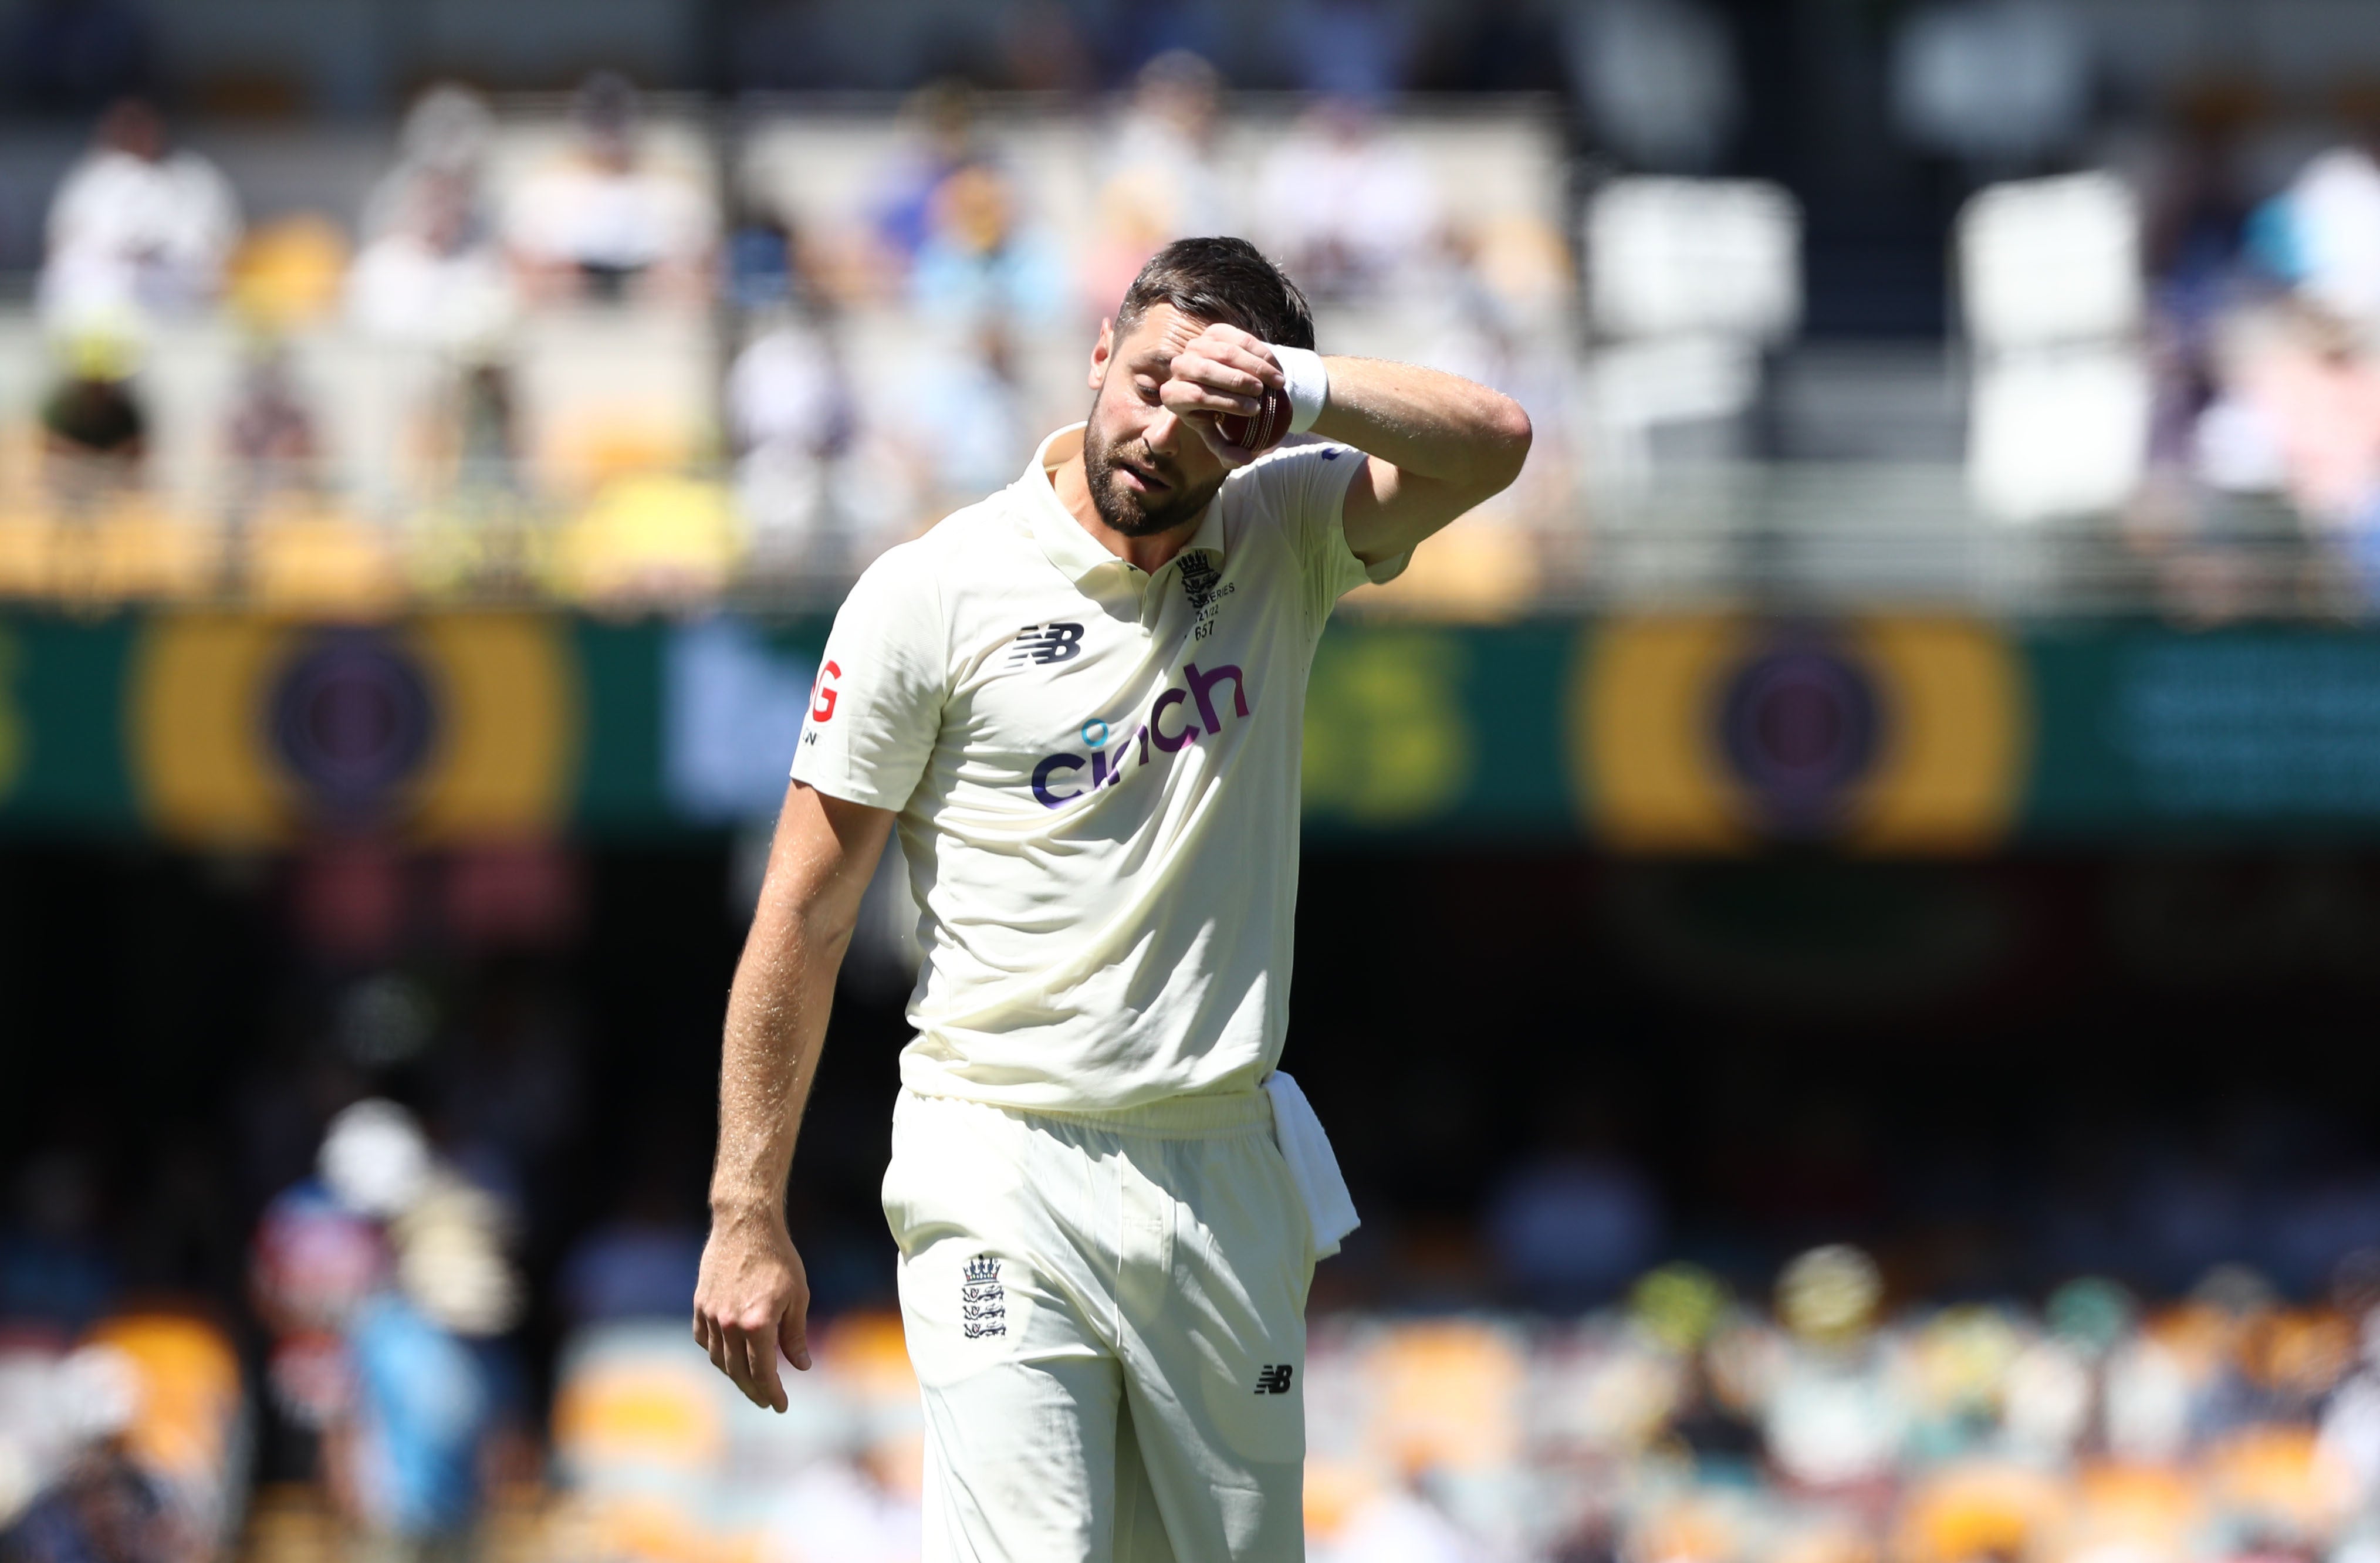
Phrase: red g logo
[{"left": 811, "top": 661, "right": 841, "bottom": 722}]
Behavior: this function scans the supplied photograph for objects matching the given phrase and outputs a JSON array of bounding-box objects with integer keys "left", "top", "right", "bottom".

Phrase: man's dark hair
[{"left": 1116, "top": 236, "right": 1316, "bottom": 350}]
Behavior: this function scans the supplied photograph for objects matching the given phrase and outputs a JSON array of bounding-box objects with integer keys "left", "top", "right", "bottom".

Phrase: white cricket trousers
[{"left": 881, "top": 1087, "right": 1316, "bottom": 1562}]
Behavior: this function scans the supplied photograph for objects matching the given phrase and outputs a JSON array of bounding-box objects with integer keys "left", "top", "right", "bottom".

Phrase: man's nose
[{"left": 1143, "top": 407, "right": 1183, "bottom": 454}]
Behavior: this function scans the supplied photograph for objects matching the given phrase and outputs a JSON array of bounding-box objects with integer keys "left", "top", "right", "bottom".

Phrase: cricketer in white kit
[{"left": 694, "top": 236, "right": 1531, "bottom": 1561}]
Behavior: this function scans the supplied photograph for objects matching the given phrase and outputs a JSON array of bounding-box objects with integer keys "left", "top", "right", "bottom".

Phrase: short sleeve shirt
[{"left": 791, "top": 424, "right": 1402, "bottom": 1111}]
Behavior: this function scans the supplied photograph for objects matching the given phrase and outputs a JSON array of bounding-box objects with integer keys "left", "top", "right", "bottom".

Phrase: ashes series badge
[{"left": 961, "top": 1254, "right": 1007, "bottom": 1338}]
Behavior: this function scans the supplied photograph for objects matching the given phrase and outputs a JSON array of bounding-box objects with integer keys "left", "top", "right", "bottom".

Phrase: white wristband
[{"left": 1272, "top": 344, "right": 1329, "bottom": 435}]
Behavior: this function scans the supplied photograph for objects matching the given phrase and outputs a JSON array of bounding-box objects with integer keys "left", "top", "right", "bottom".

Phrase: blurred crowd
[
  {"left": 2130, "top": 104, "right": 2380, "bottom": 612},
  {"left": 1, "top": 64, "right": 1571, "bottom": 611},
  {"left": 27, "top": 1160, "right": 2380, "bottom": 1563},
  {"left": 15, "top": 56, "right": 2380, "bottom": 615},
  {"left": 16, "top": 992, "right": 2380, "bottom": 1563},
  {"left": 12, "top": 4, "right": 2380, "bottom": 614},
  {"left": 1297, "top": 1246, "right": 2380, "bottom": 1563},
  {"left": 490, "top": 1244, "right": 2380, "bottom": 1563}
]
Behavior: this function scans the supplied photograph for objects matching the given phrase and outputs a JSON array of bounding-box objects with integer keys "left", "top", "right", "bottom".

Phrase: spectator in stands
[
  {"left": 902, "top": 317, "right": 1033, "bottom": 510},
  {"left": 724, "top": 204, "right": 798, "bottom": 312},
  {"left": 907, "top": 161, "right": 1067, "bottom": 325},
  {"left": 349, "top": 165, "right": 516, "bottom": 350},
  {"left": 224, "top": 344, "right": 317, "bottom": 496},
  {"left": 0, "top": 1151, "right": 114, "bottom": 1334},
  {"left": 872, "top": 80, "right": 986, "bottom": 272},
  {"left": 277, "top": 1101, "right": 519, "bottom": 1555},
  {"left": 2319, "top": 1307, "right": 2380, "bottom": 1504},
  {"left": 0, "top": 1408, "right": 181, "bottom": 1563},
  {"left": 727, "top": 305, "right": 863, "bottom": 559},
  {"left": 2189, "top": 128, "right": 2380, "bottom": 604},
  {"left": 759, "top": 1450, "right": 925, "bottom": 1563},
  {"left": 332, "top": 1287, "right": 503, "bottom": 1557},
  {"left": 1756, "top": 1244, "right": 1910, "bottom": 1493},
  {"left": 2250, "top": 129, "right": 2380, "bottom": 339},
  {"left": 351, "top": 87, "right": 512, "bottom": 354},
  {"left": 1486, "top": 1101, "right": 1662, "bottom": 1311},
  {"left": 361, "top": 84, "right": 496, "bottom": 249},
  {"left": 506, "top": 72, "right": 714, "bottom": 309},
  {"left": 1256, "top": 98, "right": 1439, "bottom": 301},
  {"left": 2199, "top": 300, "right": 2380, "bottom": 598},
  {"left": 38, "top": 329, "right": 144, "bottom": 515},
  {"left": 38, "top": 97, "right": 238, "bottom": 329},
  {"left": 1084, "top": 51, "right": 1234, "bottom": 314}
]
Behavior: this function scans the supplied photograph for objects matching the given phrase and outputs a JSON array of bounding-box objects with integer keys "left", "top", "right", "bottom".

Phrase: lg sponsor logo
[{"left": 1030, "top": 661, "right": 1250, "bottom": 809}]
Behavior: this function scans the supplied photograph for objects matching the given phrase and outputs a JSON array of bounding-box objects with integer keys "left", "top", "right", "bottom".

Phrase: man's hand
[
  {"left": 698, "top": 783, "right": 888, "bottom": 1413},
  {"left": 1158, "top": 319, "right": 1284, "bottom": 467},
  {"left": 693, "top": 1206, "right": 812, "bottom": 1412}
]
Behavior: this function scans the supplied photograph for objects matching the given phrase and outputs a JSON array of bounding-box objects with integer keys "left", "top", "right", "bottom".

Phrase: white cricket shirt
[{"left": 790, "top": 424, "right": 1406, "bottom": 1112}]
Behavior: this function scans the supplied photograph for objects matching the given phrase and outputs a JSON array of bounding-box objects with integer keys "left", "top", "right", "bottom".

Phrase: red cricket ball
[{"left": 1213, "top": 385, "right": 1292, "bottom": 456}]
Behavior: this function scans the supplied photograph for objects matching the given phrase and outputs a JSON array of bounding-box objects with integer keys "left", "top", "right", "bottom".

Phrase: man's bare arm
[
  {"left": 1313, "top": 357, "right": 1533, "bottom": 565},
  {"left": 694, "top": 780, "right": 893, "bottom": 1412},
  {"left": 1160, "top": 323, "right": 1533, "bottom": 567}
]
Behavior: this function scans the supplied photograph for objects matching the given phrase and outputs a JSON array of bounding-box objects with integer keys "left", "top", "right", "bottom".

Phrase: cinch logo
[
  {"left": 1009, "top": 623, "right": 1085, "bottom": 666},
  {"left": 1030, "top": 661, "right": 1250, "bottom": 809}
]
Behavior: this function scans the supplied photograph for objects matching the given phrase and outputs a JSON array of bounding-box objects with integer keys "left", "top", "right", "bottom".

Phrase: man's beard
[{"left": 1082, "top": 408, "right": 1225, "bottom": 538}]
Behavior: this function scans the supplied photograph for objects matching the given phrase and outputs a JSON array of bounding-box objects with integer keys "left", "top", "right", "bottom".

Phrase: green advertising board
[{"left": 6, "top": 608, "right": 2380, "bottom": 850}]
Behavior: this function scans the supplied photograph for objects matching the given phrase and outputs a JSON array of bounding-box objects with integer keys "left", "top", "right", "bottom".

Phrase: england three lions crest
[{"left": 961, "top": 1253, "right": 1006, "bottom": 1338}]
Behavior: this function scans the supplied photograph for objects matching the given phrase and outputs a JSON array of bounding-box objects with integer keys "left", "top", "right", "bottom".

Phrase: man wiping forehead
[{"left": 697, "top": 236, "right": 1530, "bottom": 1562}]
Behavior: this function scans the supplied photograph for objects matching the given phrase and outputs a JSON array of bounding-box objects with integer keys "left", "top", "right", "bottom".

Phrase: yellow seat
[
  {"left": 552, "top": 473, "right": 742, "bottom": 605},
  {"left": 245, "top": 503, "right": 407, "bottom": 613}
]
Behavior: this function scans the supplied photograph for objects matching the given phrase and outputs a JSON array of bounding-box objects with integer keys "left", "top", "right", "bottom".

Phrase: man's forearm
[
  {"left": 710, "top": 899, "right": 852, "bottom": 1220},
  {"left": 1309, "top": 356, "right": 1532, "bottom": 492}
]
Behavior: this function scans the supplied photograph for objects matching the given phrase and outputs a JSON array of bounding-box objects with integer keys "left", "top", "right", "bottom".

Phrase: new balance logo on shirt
[
  {"left": 1009, "top": 623, "right": 1086, "bottom": 665},
  {"left": 1253, "top": 1364, "right": 1293, "bottom": 1395}
]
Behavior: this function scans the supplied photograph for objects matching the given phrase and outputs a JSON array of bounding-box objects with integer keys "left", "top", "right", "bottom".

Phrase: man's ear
[{"left": 1088, "top": 317, "right": 1115, "bottom": 391}]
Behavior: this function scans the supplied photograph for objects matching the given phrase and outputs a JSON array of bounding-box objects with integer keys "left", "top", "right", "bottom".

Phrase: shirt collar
[{"left": 1019, "top": 424, "right": 1226, "bottom": 585}]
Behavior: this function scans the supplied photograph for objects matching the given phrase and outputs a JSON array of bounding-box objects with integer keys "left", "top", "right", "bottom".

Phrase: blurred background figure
[
  {"left": 36, "top": 326, "right": 144, "bottom": 512},
  {"left": 897, "top": 317, "right": 1032, "bottom": 516},
  {"left": 0, "top": 1345, "right": 184, "bottom": 1563},
  {"left": 906, "top": 160, "right": 1065, "bottom": 327},
  {"left": 1487, "top": 1094, "right": 1663, "bottom": 1312},
  {"left": 868, "top": 81, "right": 987, "bottom": 286},
  {"left": 1084, "top": 50, "right": 1232, "bottom": 313},
  {"left": 506, "top": 72, "right": 715, "bottom": 309},
  {"left": 38, "top": 97, "right": 237, "bottom": 330},
  {"left": 251, "top": 1099, "right": 522, "bottom": 1561},
  {"left": 1755, "top": 1244, "right": 1905, "bottom": 1496},
  {"left": 361, "top": 86, "right": 496, "bottom": 255},
  {"left": 0, "top": 1154, "right": 113, "bottom": 1338},
  {"left": 726, "top": 303, "right": 877, "bottom": 567},
  {"left": 349, "top": 163, "right": 512, "bottom": 351},
  {"left": 222, "top": 343, "right": 316, "bottom": 501},
  {"left": 1257, "top": 97, "right": 1438, "bottom": 302}
]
